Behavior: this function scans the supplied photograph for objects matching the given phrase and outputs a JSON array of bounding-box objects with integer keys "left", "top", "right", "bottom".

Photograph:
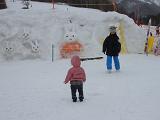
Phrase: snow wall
[{"left": 0, "top": 1, "right": 146, "bottom": 61}]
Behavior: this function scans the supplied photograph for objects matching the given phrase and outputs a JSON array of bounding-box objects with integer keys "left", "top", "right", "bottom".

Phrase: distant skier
[
  {"left": 64, "top": 55, "right": 86, "bottom": 102},
  {"left": 147, "top": 32, "right": 155, "bottom": 54},
  {"left": 102, "top": 26, "right": 121, "bottom": 73}
]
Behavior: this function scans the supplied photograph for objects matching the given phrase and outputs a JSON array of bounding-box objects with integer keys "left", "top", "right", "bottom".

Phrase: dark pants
[{"left": 70, "top": 84, "right": 84, "bottom": 101}]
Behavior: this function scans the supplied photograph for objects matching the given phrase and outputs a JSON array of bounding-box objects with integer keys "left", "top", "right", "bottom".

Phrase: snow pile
[{"left": 0, "top": 1, "right": 146, "bottom": 61}]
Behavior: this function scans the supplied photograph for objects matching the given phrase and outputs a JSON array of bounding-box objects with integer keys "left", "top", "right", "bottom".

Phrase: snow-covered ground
[
  {"left": 0, "top": 1, "right": 160, "bottom": 120},
  {"left": 0, "top": 54, "right": 160, "bottom": 120}
]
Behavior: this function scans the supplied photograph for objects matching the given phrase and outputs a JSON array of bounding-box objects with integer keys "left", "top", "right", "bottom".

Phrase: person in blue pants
[{"left": 102, "top": 26, "right": 121, "bottom": 73}]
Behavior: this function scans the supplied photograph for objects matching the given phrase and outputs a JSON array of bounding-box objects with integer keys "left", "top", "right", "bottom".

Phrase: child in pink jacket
[{"left": 64, "top": 55, "right": 86, "bottom": 102}]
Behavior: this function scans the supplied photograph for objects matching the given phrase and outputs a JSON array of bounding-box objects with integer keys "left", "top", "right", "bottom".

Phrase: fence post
[
  {"left": 52, "top": 0, "right": 54, "bottom": 9},
  {"left": 52, "top": 44, "right": 54, "bottom": 62}
]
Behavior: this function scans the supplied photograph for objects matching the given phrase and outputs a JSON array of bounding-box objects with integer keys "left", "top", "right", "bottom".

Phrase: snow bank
[{"left": 0, "top": 1, "right": 146, "bottom": 61}]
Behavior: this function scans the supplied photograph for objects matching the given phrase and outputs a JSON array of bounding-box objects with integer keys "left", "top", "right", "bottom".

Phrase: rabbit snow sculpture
[{"left": 60, "top": 22, "right": 84, "bottom": 58}]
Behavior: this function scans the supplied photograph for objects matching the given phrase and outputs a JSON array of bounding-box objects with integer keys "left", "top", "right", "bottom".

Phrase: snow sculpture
[
  {"left": 20, "top": 31, "right": 40, "bottom": 53},
  {"left": 22, "top": 0, "right": 32, "bottom": 9},
  {"left": 60, "top": 20, "right": 84, "bottom": 58},
  {"left": 0, "top": 40, "right": 24, "bottom": 60},
  {"left": 18, "top": 30, "right": 41, "bottom": 58},
  {"left": 30, "top": 40, "right": 40, "bottom": 53},
  {"left": 22, "top": 32, "right": 30, "bottom": 42},
  {"left": 2, "top": 41, "right": 15, "bottom": 58}
]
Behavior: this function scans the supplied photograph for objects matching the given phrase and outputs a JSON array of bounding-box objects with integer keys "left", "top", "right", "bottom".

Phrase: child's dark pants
[{"left": 70, "top": 80, "right": 84, "bottom": 102}]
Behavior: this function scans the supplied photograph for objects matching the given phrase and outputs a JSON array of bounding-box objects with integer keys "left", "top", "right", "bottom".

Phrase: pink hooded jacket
[{"left": 64, "top": 55, "right": 86, "bottom": 84}]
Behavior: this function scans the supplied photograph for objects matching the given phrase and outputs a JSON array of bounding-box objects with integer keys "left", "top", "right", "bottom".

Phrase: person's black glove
[{"left": 103, "top": 51, "right": 105, "bottom": 54}]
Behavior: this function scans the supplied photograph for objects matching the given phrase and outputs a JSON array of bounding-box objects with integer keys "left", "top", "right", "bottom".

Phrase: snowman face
[
  {"left": 22, "top": 32, "right": 29, "bottom": 38},
  {"left": 64, "top": 32, "right": 77, "bottom": 41},
  {"left": 31, "top": 40, "right": 40, "bottom": 53},
  {"left": 31, "top": 45, "right": 39, "bottom": 53},
  {"left": 3, "top": 42, "right": 15, "bottom": 55},
  {"left": 21, "top": 32, "right": 30, "bottom": 44},
  {"left": 5, "top": 47, "right": 13, "bottom": 52}
]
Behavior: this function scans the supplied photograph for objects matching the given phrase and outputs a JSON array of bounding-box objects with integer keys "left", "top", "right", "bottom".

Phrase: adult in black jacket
[{"left": 102, "top": 26, "right": 121, "bottom": 73}]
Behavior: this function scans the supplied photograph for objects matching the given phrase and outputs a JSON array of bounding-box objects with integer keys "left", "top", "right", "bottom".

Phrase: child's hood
[{"left": 71, "top": 55, "right": 81, "bottom": 67}]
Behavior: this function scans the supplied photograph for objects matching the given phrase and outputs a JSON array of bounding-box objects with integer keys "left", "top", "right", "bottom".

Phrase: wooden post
[
  {"left": 52, "top": 0, "right": 54, "bottom": 9},
  {"left": 112, "top": 0, "right": 117, "bottom": 11}
]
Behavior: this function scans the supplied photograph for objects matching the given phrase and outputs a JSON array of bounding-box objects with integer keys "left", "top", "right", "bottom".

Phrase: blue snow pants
[{"left": 106, "top": 56, "right": 120, "bottom": 70}]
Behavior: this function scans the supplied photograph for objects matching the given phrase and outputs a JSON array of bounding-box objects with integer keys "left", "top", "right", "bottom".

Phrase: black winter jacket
[{"left": 102, "top": 33, "right": 121, "bottom": 56}]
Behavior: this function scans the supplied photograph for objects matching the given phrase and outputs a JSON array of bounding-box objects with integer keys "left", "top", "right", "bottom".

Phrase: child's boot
[
  {"left": 79, "top": 96, "right": 84, "bottom": 102},
  {"left": 79, "top": 98, "right": 83, "bottom": 102},
  {"left": 72, "top": 98, "right": 77, "bottom": 102}
]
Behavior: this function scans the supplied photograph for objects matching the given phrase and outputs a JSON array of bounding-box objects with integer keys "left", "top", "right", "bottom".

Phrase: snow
[
  {"left": 0, "top": 0, "right": 147, "bottom": 61},
  {"left": 0, "top": 1, "right": 160, "bottom": 120},
  {"left": 0, "top": 54, "right": 160, "bottom": 120}
]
